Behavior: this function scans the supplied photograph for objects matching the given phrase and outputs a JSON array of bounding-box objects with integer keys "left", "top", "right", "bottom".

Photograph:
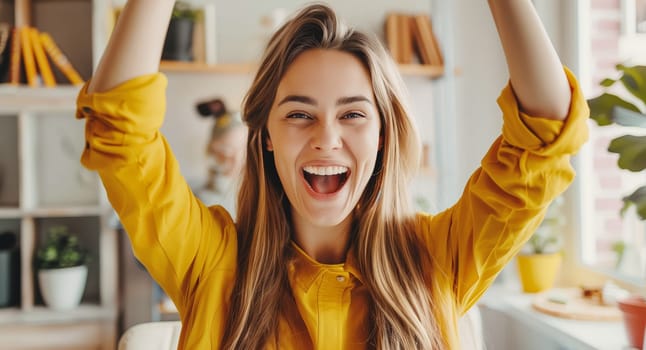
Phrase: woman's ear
[{"left": 266, "top": 136, "right": 274, "bottom": 151}]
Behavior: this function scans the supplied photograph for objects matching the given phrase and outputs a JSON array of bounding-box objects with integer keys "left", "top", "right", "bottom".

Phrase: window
[
  {"left": 622, "top": 0, "right": 646, "bottom": 34},
  {"left": 579, "top": 0, "right": 646, "bottom": 282},
  {"left": 638, "top": 0, "right": 646, "bottom": 32}
]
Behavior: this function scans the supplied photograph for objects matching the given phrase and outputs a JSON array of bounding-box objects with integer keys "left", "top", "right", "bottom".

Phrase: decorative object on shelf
[
  {"left": 0, "top": 231, "right": 19, "bottom": 307},
  {"left": 162, "top": 1, "right": 201, "bottom": 62},
  {"left": 588, "top": 64, "right": 646, "bottom": 222},
  {"left": 531, "top": 287, "right": 622, "bottom": 321},
  {"left": 35, "top": 225, "right": 91, "bottom": 310},
  {"left": 617, "top": 296, "right": 646, "bottom": 349},
  {"left": 194, "top": 97, "right": 246, "bottom": 213},
  {"left": 516, "top": 196, "right": 565, "bottom": 293}
]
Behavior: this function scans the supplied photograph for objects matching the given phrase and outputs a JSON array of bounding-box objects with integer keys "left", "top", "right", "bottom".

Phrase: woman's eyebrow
[
  {"left": 336, "top": 96, "right": 372, "bottom": 106},
  {"left": 278, "top": 95, "right": 317, "bottom": 106},
  {"left": 277, "top": 95, "right": 372, "bottom": 106}
]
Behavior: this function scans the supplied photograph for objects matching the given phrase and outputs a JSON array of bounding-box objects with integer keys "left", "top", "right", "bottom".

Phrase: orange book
[
  {"left": 398, "top": 14, "right": 413, "bottom": 64},
  {"left": 39, "top": 32, "right": 84, "bottom": 85},
  {"left": 8, "top": 27, "right": 21, "bottom": 85},
  {"left": 411, "top": 18, "right": 428, "bottom": 65},
  {"left": 20, "top": 26, "right": 38, "bottom": 87},
  {"left": 411, "top": 14, "right": 443, "bottom": 66},
  {"left": 384, "top": 12, "right": 400, "bottom": 63},
  {"left": 29, "top": 27, "right": 56, "bottom": 87}
]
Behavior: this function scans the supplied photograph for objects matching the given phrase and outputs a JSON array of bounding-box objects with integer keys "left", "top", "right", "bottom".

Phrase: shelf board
[
  {"left": 397, "top": 64, "right": 444, "bottom": 78},
  {"left": 0, "top": 207, "right": 21, "bottom": 219},
  {"left": 0, "top": 304, "right": 117, "bottom": 325},
  {"left": 27, "top": 206, "right": 104, "bottom": 218},
  {"left": 0, "top": 206, "right": 104, "bottom": 218},
  {"left": 160, "top": 61, "right": 257, "bottom": 74},
  {"left": 160, "top": 60, "right": 444, "bottom": 78},
  {"left": 0, "top": 85, "right": 82, "bottom": 111}
]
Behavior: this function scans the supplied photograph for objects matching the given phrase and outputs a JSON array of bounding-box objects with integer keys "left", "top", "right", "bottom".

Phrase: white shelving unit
[{"left": 0, "top": 0, "right": 118, "bottom": 349}]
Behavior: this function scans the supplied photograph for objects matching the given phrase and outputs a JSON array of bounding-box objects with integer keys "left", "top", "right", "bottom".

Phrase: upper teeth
[{"left": 303, "top": 166, "right": 348, "bottom": 176}]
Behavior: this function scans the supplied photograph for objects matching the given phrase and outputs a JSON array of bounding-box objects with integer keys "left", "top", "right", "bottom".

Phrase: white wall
[{"left": 451, "top": 0, "right": 508, "bottom": 204}]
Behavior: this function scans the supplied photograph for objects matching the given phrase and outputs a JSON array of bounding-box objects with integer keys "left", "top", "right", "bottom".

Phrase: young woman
[{"left": 77, "top": 0, "right": 589, "bottom": 348}]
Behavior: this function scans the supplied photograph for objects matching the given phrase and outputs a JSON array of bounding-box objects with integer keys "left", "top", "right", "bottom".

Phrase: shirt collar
[{"left": 288, "top": 241, "right": 364, "bottom": 292}]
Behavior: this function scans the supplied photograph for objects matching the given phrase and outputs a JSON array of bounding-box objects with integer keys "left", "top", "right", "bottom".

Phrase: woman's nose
[{"left": 310, "top": 122, "right": 342, "bottom": 151}]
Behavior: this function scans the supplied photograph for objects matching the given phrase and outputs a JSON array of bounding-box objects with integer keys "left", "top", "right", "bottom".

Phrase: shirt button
[{"left": 336, "top": 275, "right": 345, "bottom": 282}]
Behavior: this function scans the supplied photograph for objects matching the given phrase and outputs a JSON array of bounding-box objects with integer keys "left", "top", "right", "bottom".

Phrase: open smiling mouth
[{"left": 303, "top": 166, "right": 350, "bottom": 195}]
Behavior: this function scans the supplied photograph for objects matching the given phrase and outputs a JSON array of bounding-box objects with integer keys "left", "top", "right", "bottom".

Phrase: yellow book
[
  {"left": 39, "top": 32, "right": 84, "bottom": 85},
  {"left": 29, "top": 27, "right": 56, "bottom": 87},
  {"left": 20, "top": 26, "right": 38, "bottom": 87}
]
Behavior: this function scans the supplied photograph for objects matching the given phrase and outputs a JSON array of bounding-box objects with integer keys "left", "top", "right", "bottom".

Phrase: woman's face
[{"left": 266, "top": 49, "right": 381, "bottom": 228}]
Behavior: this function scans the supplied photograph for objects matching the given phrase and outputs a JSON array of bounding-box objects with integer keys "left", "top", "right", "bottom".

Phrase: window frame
[{"left": 571, "top": 0, "right": 646, "bottom": 287}]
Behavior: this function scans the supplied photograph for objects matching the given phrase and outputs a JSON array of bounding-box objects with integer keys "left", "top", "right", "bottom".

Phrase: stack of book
[
  {"left": 0, "top": 24, "right": 84, "bottom": 87},
  {"left": 385, "top": 12, "right": 444, "bottom": 66}
]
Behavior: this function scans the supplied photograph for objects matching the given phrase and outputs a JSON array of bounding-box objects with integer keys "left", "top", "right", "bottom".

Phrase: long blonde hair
[{"left": 223, "top": 4, "right": 445, "bottom": 349}]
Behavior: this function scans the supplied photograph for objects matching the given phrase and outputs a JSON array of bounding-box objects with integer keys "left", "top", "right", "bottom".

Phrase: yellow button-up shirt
[{"left": 77, "top": 68, "right": 588, "bottom": 349}]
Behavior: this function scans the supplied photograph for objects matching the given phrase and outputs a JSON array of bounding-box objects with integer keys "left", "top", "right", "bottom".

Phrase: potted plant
[
  {"left": 35, "top": 225, "right": 90, "bottom": 310},
  {"left": 517, "top": 196, "right": 565, "bottom": 293},
  {"left": 162, "top": 1, "right": 201, "bottom": 61},
  {"left": 588, "top": 64, "right": 646, "bottom": 349}
]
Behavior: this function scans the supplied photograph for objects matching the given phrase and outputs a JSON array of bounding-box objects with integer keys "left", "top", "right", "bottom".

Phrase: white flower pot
[{"left": 38, "top": 265, "right": 88, "bottom": 310}]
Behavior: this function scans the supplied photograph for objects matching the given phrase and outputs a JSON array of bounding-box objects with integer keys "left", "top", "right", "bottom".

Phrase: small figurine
[{"left": 195, "top": 98, "right": 247, "bottom": 213}]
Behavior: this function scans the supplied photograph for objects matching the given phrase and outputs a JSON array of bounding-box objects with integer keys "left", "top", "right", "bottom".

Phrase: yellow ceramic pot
[{"left": 517, "top": 253, "right": 562, "bottom": 293}]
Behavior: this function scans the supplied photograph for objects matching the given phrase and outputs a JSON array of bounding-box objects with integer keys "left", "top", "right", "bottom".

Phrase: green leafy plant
[
  {"left": 588, "top": 64, "right": 646, "bottom": 220},
  {"left": 525, "top": 196, "right": 566, "bottom": 254},
  {"left": 612, "top": 240, "right": 627, "bottom": 269},
  {"left": 171, "top": 1, "right": 201, "bottom": 21},
  {"left": 35, "top": 226, "right": 90, "bottom": 270}
]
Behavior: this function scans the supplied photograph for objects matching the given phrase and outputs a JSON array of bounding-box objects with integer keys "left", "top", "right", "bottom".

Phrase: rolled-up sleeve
[
  {"left": 419, "top": 67, "right": 589, "bottom": 314},
  {"left": 76, "top": 74, "right": 237, "bottom": 316}
]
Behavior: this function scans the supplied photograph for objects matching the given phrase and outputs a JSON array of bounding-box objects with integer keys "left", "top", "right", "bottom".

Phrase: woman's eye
[
  {"left": 342, "top": 112, "right": 365, "bottom": 120},
  {"left": 286, "top": 112, "right": 312, "bottom": 119}
]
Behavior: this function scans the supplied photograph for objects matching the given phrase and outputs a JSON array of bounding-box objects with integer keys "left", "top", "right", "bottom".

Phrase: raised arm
[
  {"left": 488, "top": 0, "right": 571, "bottom": 120},
  {"left": 78, "top": 0, "right": 238, "bottom": 318},
  {"left": 87, "top": 0, "right": 175, "bottom": 93}
]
